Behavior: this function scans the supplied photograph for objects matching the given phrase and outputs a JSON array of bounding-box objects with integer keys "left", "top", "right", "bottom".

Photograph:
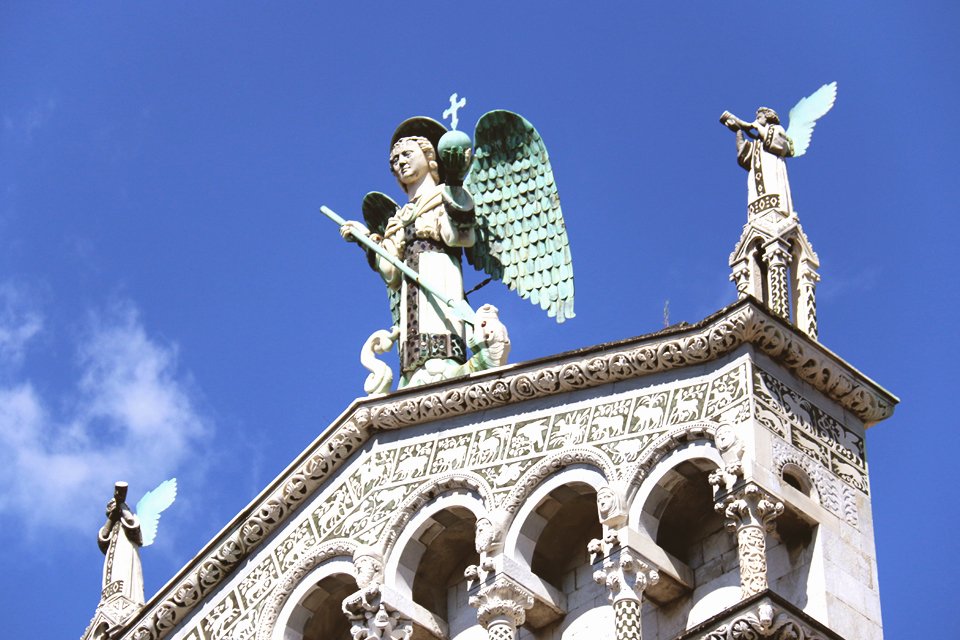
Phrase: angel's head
[
  {"left": 390, "top": 136, "right": 439, "bottom": 194},
  {"left": 755, "top": 107, "right": 780, "bottom": 125}
]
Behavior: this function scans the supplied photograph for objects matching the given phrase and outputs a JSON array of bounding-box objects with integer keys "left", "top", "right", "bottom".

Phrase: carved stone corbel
[
  {"left": 342, "top": 585, "right": 413, "bottom": 640},
  {"left": 714, "top": 483, "right": 784, "bottom": 598}
]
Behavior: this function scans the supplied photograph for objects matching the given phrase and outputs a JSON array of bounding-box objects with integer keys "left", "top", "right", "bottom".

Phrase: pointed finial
[{"left": 442, "top": 93, "right": 467, "bottom": 130}]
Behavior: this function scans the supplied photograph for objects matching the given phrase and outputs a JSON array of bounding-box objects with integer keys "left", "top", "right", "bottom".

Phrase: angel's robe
[
  {"left": 738, "top": 123, "right": 794, "bottom": 216},
  {"left": 98, "top": 506, "right": 145, "bottom": 606},
  {"left": 376, "top": 184, "right": 476, "bottom": 382}
]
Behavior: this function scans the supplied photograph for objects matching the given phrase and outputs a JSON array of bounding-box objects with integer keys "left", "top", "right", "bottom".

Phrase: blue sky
[{"left": 1, "top": 3, "right": 956, "bottom": 637}]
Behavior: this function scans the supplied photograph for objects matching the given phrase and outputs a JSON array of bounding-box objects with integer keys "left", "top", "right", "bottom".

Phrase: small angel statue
[
  {"left": 96, "top": 480, "right": 177, "bottom": 610},
  {"left": 327, "top": 108, "right": 574, "bottom": 390},
  {"left": 721, "top": 82, "right": 837, "bottom": 217}
]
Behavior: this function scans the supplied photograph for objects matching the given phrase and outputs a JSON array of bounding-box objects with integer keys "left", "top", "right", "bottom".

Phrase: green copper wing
[
  {"left": 464, "top": 111, "right": 574, "bottom": 322},
  {"left": 362, "top": 191, "right": 402, "bottom": 328}
]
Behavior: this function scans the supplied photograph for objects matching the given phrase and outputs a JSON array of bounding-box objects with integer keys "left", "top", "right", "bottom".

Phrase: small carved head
[
  {"left": 353, "top": 546, "right": 385, "bottom": 589},
  {"left": 596, "top": 486, "right": 625, "bottom": 525},
  {"left": 474, "top": 516, "right": 495, "bottom": 555},
  {"left": 755, "top": 107, "right": 780, "bottom": 125}
]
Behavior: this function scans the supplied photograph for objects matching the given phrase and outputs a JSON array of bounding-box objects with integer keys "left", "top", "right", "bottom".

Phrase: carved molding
[
  {"left": 696, "top": 600, "right": 833, "bottom": 640},
  {"left": 254, "top": 540, "right": 356, "bottom": 640},
  {"left": 379, "top": 473, "right": 491, "bottom": 559},
  {"left": 118, "top": 300, "right": 893, "bottom": 640},
  {"left": 772, "top": 439, "right": 858, "bottom": 526}
]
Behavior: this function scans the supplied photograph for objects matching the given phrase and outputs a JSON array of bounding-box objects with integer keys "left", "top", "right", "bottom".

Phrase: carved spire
[{"left": 721, "top": 86, "right": 836, "bottom": 341}]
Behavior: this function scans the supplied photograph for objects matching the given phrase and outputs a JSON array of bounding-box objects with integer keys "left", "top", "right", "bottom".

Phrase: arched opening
[
  {"left": 408, "top": 506, "right": 479, "bottom": 621},
  {"left": 386, "top": 490, "right": 484, "bottom": 635},
  {"left": 276, "top": 562, "right": 358, "bottom": 640},
  {"left": 642, "top": 459, "right": 723, "bottom": 569},
  {"left": 527, "top": 483, "right": 602, "bottom": 591},
  {"left": 781, "top": 463, "right": 813, "bottom": 498}
]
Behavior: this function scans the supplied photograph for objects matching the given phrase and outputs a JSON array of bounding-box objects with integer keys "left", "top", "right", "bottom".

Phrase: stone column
[
  {"left": 590, "top": 539, "right": 659, "bottom": 640},
  {"left": 715, "top": 483, "right": 784, "bottom": 598},
  {"left": 763, "top": 240, "right": 791, "bottom": 320},
  {"left": 469, "top": 576, "right": 534, "bottom": 640},
  {"left": 795, "top": 260, "right": 820, "bottom": 340}
]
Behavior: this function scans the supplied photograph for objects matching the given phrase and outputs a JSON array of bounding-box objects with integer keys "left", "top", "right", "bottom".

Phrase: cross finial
[{"left": 442, "top": 93, "right": 467, "bottom": 131}]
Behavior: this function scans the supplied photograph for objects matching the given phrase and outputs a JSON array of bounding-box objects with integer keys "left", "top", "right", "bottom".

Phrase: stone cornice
[
  {"left": 116, "top": 299, "right": 895, "bottom": 640},
  {"left": 676, "top": 590, "right": 844, "bottom": 640}
]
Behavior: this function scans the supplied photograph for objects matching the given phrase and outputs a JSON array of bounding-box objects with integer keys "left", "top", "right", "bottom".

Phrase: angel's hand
[
  {"left": 340, "top": 220, "right": 370, "bottom": 242},
  {"left": 441, "top": 146, "right": 472, "bottom": 187},
  {"left": 438, "top": 130, "right": 473, "bottom": 187}
]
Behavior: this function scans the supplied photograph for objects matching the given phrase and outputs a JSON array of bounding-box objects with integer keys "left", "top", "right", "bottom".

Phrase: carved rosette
[
  {"left": 715, "top": 484, "right": 784, "bottom": 598},
  {"left": 468, "top": 576, "right": 534, "bottom": 640},
  {"left": 342, "top": 585, "right": 413, "bottom": 640}
]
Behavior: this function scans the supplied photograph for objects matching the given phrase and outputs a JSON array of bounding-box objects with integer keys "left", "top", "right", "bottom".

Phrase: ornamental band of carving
[{"left": 119, "top": 300, "right": 893, "bottom": 640}]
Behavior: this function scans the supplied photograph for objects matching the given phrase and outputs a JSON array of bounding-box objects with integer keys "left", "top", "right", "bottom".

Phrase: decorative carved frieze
[
  {"left": 116, "top": 300, "right": 894, "bottom": 640},
  {"left": 715, "top": 484, "right": 784, "bottom": 598},
  {"left": 683, "top": 594, "right": 840, "bottom": 640}
]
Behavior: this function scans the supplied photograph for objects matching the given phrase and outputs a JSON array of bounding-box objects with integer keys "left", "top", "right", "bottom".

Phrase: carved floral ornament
[
  {"left": 695, "top": 599, "right": 836, "bottom": 640},
  {"left": 117, "top": 299, "right": 893, "bottom": 640}
]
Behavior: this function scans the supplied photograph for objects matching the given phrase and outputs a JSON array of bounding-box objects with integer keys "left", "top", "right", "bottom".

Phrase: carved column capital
[
  {"left": 716, "top": 483, "right": 784, "bottom": 533},
  {"left": 715, "top": 484, "right": 784, "bottom": 598},
  {"left": 730, "top": 260, "right": 752, "bottom": 300},
  {"left": 590, "top": 541, "right": 659, "bottom": 604},
  {"left": 469, "top": 575, "right": 534, "bottom": 630},
  {"left": 342, "top": 584, "right": 413, "bottom": 640},
  {"left": 589, "top": 529, "right": 659, "bottom": 640}
]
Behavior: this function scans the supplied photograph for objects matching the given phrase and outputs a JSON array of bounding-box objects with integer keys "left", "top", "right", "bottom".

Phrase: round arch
[
  {"left": 502, "top": 464, "right": 607, "bottom": 590},
  {"left": 383, "top": 488, "right": 486, "bottom": 622},
  {"left": 267, "top": 557, "right": 357, "bottom": 640}
]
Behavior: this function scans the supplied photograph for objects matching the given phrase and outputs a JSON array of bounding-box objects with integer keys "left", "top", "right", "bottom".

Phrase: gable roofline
[{"left": 117, "top": 297, "right": 896, "bottom": 640}]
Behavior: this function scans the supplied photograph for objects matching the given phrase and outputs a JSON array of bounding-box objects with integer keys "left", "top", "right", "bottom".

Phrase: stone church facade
[{"left": 94, "top": 297, "right": 895, "bottom": 640}]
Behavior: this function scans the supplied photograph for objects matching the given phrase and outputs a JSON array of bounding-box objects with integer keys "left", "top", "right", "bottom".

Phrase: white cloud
[
  {"left": 2, "top": 98, "right": 57, "bottom": 143},
  {"left": 0, "top": 293, "right": 211, "bottom": 534}
]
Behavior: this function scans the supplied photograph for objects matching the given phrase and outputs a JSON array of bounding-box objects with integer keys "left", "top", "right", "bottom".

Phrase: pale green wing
[
  {"left": 786, "top": 82, "right": 837, "bottom": 157},
  {"left": 464, "top": 111, "right": 574, "bottom": 322},
  {"left": 362, "top": 192, "right": 402, "bottom": 328},
  {"left": 135, "top": 478, "right": 177, "bottom": 547}
]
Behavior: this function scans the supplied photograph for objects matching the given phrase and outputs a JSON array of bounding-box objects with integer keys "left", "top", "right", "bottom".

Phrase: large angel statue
[
  {"left": 721, "top": 82, "right": 837, "bottom": 217},
  {"left": 326, "top": 108, "right": 573, "bottom": 391},
  {"left": 88, "top": 479, "right": 177, "bottom": 636}
]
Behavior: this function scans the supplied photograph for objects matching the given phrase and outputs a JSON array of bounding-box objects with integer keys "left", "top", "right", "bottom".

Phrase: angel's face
[{"left": 390, "top": 139, "right": 430, "bottom": 186}]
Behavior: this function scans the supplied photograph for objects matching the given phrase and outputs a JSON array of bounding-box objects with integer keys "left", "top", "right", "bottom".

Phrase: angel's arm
[
  {"left": 763, "top": 125, "right": 794, "bottom": 157},
  {"left": 438, "top": 186, "right": 476, "bottom": 248}
]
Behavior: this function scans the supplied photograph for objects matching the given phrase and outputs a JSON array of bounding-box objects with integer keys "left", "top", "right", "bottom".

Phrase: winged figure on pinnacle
[
  {"left": 721, "top": 82, "right": 837, "bottom": 217},
  {"left": 325, "top": 98, "right": 573, "bottom": 392}
]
